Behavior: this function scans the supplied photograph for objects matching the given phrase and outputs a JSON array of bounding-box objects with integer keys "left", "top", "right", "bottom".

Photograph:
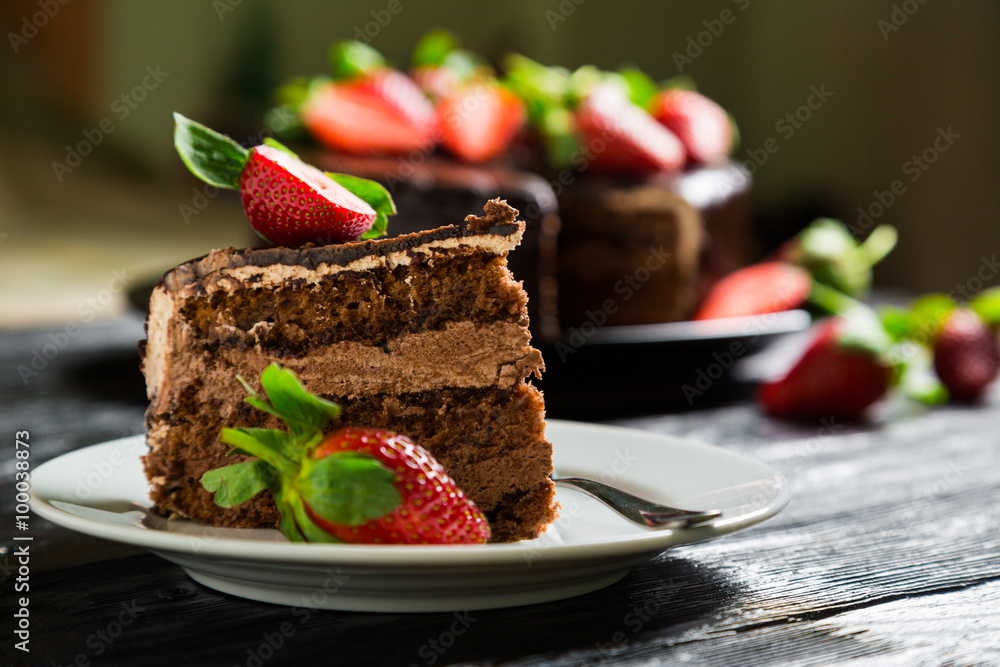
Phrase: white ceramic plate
[{"left": 30, "top": 420, "right": 789, "bottom": 612}]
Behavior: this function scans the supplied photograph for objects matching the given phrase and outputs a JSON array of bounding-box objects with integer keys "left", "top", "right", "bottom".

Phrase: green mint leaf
[
  {"left": 619, "top": 67, "right": 658, "bottom": 109},
  {"left": 330, "top": 41, "right": 386, "bottom": 80},
  {"left": 659, "top": 75, "right": 698, "bottom": 91},
  {"left": 200, "top": 459, "right": 276, "bottom": 508},
  {"left": 412, "top": 29, "right": 458, "bottom": 67},
  {"left": 173, "top": 112, "right": 248, "bottom": 189},
  {"left": 262, "top": 137, "right": 299, "bottom": 158},
  {"left": 258, "top": 364, "right": 341, "bottom": 438},
  {"left": 297, "top": 452, "right": 401, "bottom": 526},
  {"left": 325, "top": 172, "right": 395, "bottom": 239},
  {"left": 970, "top": 286, "right": 1000, "bottom": 325}
]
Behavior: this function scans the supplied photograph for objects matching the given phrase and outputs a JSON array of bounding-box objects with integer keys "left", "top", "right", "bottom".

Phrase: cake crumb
[{"left": 466, "top": 198, "right": 519, "bottom": 232}]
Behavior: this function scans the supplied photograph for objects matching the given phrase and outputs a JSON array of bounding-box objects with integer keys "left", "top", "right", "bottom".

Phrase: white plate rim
[{"left": 30, "top": 420, "right": 790, "bottom": 567}]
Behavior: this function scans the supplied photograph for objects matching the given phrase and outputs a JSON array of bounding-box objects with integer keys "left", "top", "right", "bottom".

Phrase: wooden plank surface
[{"left": 1, "top": 321, "right": 998, "bottom": 666}]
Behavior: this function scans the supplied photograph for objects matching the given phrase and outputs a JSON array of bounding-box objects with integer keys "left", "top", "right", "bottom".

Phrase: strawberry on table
[
  {"left": 173, "top": 113, "right": 395, "bottom": 246},
  {"left": 201, "top": 365, "right": 491, "bottom": 545},
  {"left": 758, "top": 315, "right": 893, "bottom": 420},
  {"left": 933, "top": 307, "right": 1000, "bottom": 402},
  {"left": 650, "top": 88, "right": 733, "bottom": 165},
  {"left": 694, "top": 261, "right": 812, "bottom": 320}
]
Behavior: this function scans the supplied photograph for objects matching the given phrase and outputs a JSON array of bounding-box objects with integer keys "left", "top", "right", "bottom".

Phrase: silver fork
[{"left": 552, "top": 476, "right": 722, "bottom": 529}]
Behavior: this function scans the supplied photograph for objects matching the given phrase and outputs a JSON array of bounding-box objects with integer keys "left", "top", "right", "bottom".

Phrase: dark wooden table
[{"left": 3, "top": 315, "right": 999, "bottom": 666}]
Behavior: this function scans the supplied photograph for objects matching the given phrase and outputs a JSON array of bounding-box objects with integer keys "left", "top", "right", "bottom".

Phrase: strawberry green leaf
[
  {"left": 200, "top": 459, "right": 276, "bottom": 507},
  {"left": 220, "top": 426, "right": 314, "bottom": 465},
  {"left": 970, "top": 286, "right": 1000, "bottom": 325},
  {"left": 860, "top": 224, "right": 898, "bottom": 266},
  {"left": 173, "top": 113, "right": 248, "bottom": 189},
  {"left": 257, "top": 364, "right": 341, "bottom": 438},
  {"left": 879, "top": 305, "right": 916, "bottom": 342},
  {"left": 281, "top": 488, "right": 342, "bottom": 543},
  {"left": 413, "top": 29, "right": 459, "bottom": 67},
  {"left": 660, "top": 75, "right": 698, "bottom": 92},
  {"left": 275, "top": 494, "right": 307, "bottom": 542},
  {"left": 219, "top": 427, "right": 299, "bottom": 477},
  {"left": 330, "top": 41, "right": 386, "bottom": 80},
  {"left": 262, "top": 137, "right": 299, "bottom": 158},
  {"left": 893, "top": 344, "right": 949, "bottom": 405},
  {"left": 325, "top": 172, "right": 395, "bottom": 239},
  {"left": 297, "top": 452, "right": 401, "bottom": 526},
  {"left": 619, "top": 67, "right": 658, "bottom": 109},
  {"left": 837, "top": 305, "right": 894, "bottom": 358},
  {"left": 910, "top": 293, "right": 956, "bottom": 336}
]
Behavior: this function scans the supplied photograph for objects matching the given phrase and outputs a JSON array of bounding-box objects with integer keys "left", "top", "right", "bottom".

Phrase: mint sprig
[
  {"left": 330, "top": 41, "right": 386, "bottom": 80},
  {"left": 199, "top": 364, "right": 401, "bottom": 543},
  {"left": 173, "top": 113, "right": 249, "bottom": 189}
]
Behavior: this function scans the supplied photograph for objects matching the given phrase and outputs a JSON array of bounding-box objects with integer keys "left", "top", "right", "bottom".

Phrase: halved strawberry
[
  {"left": 650, "top": 89, "right": 733, "bottom": 165},
  {"left": 239, "top": 145, "right": 375, "bottom": 245},
  {"left": 173, "top": 113, "right": 395, "bottom": 246},
  {"left": 758, "top": 317, "right": 892, "bottom": 420},
  {"left": 201, "top": 365, "right": 491, "bottom": 545},
  {"left": 302, "top": 76, "right": 437, "bottom": 155},
  {"left": 694, "top": 261, "right": 812, "bottom": 320},
  {"left": 438, "top": 82, "right": 525, "bottom": 163},
  {"left": 575, "top": 84, "right": 685, "bottom": 174}
]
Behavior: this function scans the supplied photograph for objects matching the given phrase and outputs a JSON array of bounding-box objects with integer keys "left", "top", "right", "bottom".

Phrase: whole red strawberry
[
  {"left": 576, "top": 83, "right": 685, "bottom": 174},
  {"left": 650, "top": 89, "right": 733, "bottom": 165},
  {"left": 201, "top": 365, "right": 490, "bottom": 545},
  {"left": 308, "top": 427, "right": 490, "bottom": 544},
  {"left": 174, "top": 113, "right": 395, "bottom": 246},
  {"left": 758, "top": 317, "right": 892, "bottom": 420},
  {"left": 933, "top": 308, "right": 1000, "bottom": 402}
]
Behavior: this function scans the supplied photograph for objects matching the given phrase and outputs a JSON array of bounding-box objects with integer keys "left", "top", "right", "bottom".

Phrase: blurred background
[{"left": 1, "top": 0, "right": 998, "bottom": 328}]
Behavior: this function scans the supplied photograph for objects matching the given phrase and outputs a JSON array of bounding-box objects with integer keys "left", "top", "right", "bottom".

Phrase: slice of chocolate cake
[{"left": 141, "top": 199, "right": 557, "bottom": 542}]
